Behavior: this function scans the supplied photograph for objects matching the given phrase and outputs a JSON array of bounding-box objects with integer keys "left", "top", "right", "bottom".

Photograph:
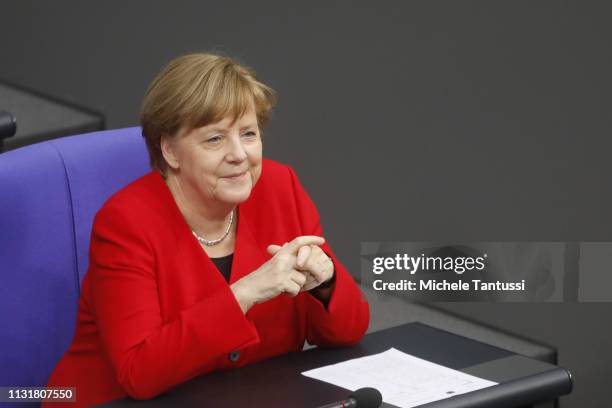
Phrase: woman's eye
[
  {"left": 206, "top": 136, "right": 222, "bottom": 144},
  {"left": 242, "top": 131, "right": 257, "bottom": 138}
]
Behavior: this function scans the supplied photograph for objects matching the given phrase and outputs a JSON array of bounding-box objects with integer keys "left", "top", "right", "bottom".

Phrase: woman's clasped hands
[{"left": 230, "top": 236, "right": 334, "bottom": 313}]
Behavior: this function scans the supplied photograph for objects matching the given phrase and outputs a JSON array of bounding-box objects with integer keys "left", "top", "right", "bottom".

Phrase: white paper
[{"left": 302, "top": 348, "right": 497, "bottom": 407}]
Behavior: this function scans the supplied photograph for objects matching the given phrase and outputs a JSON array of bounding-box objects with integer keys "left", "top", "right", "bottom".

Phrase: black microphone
[
  {"left": 0, "top": 111, "right": 17, "bottom": 139},
  {"left": 317, "top": 387, "right": 383, "bottom": 408}
]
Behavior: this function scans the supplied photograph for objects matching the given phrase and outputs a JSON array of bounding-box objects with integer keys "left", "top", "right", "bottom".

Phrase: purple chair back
[{"left": 0, "top": 127, "right": 149, "bottom": 390}]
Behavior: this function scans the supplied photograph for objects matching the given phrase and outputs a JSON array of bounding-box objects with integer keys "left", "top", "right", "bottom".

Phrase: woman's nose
[{"left": 226, "top": 135, "right": 247, "bottom": 162}]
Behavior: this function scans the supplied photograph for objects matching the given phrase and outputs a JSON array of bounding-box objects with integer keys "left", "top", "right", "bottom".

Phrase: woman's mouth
[{"left": 222, "top": 171, "right": 247, "bottom": 181}]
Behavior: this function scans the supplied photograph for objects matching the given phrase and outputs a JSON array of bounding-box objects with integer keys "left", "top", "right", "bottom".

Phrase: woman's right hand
[{"left": 230, "top": 235, "right": 325, "bottom": 313}]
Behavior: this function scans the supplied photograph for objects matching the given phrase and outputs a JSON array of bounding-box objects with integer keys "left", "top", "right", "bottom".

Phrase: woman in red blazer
[{"left": 45, "top": 53, "right": 369, "bottom": 407}]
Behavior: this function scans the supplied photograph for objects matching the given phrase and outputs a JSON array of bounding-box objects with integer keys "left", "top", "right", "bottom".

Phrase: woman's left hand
[{"left": 267, "top": 244, "right": 334, "bottom": 291}]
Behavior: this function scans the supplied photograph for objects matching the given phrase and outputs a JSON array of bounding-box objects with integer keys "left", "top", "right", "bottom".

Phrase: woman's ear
[{"left": 161, "top": 135, "right": 180, "bottom": 170}]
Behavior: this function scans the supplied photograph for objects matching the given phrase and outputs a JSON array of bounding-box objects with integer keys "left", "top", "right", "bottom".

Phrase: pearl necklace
[{"left": 192, "top": 210, "right": 234, "bottom": 246}]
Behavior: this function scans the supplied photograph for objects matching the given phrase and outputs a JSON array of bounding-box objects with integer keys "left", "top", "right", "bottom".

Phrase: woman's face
[{"left": 163, "top": 105, "right": 263, "bottom": 208}]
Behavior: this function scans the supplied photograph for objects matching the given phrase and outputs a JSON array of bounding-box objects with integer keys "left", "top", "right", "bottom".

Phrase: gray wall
[{"left": 2, "top": 1, "right": 611, "bottom": 406}]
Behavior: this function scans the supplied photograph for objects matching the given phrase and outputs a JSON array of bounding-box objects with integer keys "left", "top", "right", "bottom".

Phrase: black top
[{"left": 211, "top": 253, "right": 234, "bottom": 282}]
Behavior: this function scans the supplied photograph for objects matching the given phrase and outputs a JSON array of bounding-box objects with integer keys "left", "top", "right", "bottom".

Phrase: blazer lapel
[{"left": 229, "top": 204, "right": 269, "bottom": 284}]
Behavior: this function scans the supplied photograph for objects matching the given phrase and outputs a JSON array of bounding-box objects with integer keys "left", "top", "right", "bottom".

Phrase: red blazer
[{"left": 45, "top": 159, "right": 369, "bottom": 407}]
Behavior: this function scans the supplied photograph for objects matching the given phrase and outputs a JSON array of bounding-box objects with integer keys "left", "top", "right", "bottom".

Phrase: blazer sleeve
[
  {"left": 287, "top": 166, "right": 370, "bottom": 347},
  {"left": 88, "top": 203, "right": 260, "bottom": 400}
]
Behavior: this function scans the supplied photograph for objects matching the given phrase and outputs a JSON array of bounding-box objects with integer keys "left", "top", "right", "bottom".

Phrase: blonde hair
[{"left": 140, "top": 53, "right": 276, "bottom": 175}]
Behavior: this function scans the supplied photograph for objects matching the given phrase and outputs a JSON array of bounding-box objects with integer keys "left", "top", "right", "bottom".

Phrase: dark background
[{"left": 1, "top": 1, "right": 610, "bottom": 406}]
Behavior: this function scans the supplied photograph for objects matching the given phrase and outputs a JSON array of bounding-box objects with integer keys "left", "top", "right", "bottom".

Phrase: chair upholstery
[{"left": 0, "top": 127, "right": 149, "bottom": 388}]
